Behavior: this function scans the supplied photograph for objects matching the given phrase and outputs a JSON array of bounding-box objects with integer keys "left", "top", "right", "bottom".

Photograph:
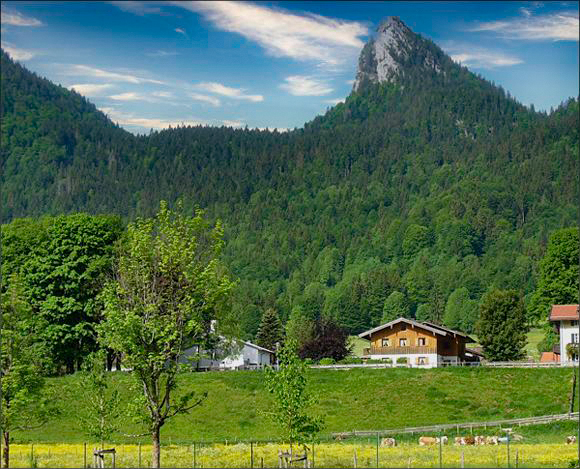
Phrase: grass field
[
  {"left": 14, "top": 367, "right": 577, "bottom": 444},
  {"left": 9, "top": 435, "right": 580, "bottom": 468}
]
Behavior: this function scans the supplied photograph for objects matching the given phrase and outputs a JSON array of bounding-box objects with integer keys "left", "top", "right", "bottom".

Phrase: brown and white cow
[
  {"left": 485, "top": 436, "right": 499, "bottom": 445},
  {"left": 380, "top": 438, "right": 397, "bottom": 447},
  {"left": 455, "top": 436, "right": 476, "bottom": 445},
  {"left": 437, "top": 436, "right": 449, "bottom": 445},
  {"left": 474, "top": 436, "right": 486, "bottom": 445},
  {"left": 566, "top": 436, "right": 577, "bottom": 444},
  {"left": 419, "top": 437, "right": 437, "bottom": 446}
]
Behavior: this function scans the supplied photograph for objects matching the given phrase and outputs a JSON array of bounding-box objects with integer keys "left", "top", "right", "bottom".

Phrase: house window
[
  {"left": 399, "top": 338, "right": 407, "bottom": 347},
  {"left": 417, "top": 356, "right": 428, "bottom": 365},
  {"left": 572, "top": 333, "right": 579, "bottom": 344},
  {"left": 418, "top": 338, "right": 426, "bottom": 346},
  {"left": 572, "top": 321, "right": 579, "bottom": 327},
  {"left": 381, "top": 338, "right": 390, "bottom": 347}
]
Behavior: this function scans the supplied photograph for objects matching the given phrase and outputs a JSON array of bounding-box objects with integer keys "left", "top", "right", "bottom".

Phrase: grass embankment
[
  {"left": 9, "top": 439, "right": 579, "bottom": 468},
  {"left": 15, "top": 367, "right": 576, "bottom": 444}
]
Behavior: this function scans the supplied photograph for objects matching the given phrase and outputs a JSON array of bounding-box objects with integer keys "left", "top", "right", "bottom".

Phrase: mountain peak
[{"left": 352, "top": 16, "right": 442, "bottom": 92}]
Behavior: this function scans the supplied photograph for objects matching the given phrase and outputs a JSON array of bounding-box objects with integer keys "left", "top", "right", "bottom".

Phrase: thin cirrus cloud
[
  {"left": 146, "top": 50, "right": 179, "bottom": 57},
  {"left": 98, "top": 106, "right": 205, "bottom": 132},
  {"left": 280, "top": 76, "right": 333, "bottom": 96},
  {"left": 69, "top": 83, "right": 115, "bottom": 97},
  {"left": 189, "top": 92, "right": 221, "bottom": 107},
  {"left": 1, "top": 9, "right": 43, "bottom": 26},
  {"left": 442, "top": 43, "right": 524, "bottom": 68},
  {"left": 66, "top": 65, "right": 166, "bottom": 85},
  {"left": 107, "top": 1, "right": 163, "bottom": 16},
  {"left": 174, "top": 1, "right": 368, "bottom": 67},
  {"left": 193, "top": 82, "right": 263, "bottom": 102},
  {"left": 469, "top": 11, "right": 579, "bottom": 41},
  {"left": 175, "top": 28, "right": 187, "bottom": 36},
  {"left": 109, "top": 92, "right": 156, "bottom": 102},
  {"left": 1, "top": 42, "right": 36, "bottom": 61}
]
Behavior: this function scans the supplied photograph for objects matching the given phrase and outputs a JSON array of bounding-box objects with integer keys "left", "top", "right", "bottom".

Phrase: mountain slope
[{"left": 1, "top": 17, "right": 578, "bottom": 339}]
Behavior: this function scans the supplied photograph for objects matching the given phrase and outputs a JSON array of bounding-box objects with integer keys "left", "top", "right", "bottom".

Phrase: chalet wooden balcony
[{"left": 363, "top": 346, "right": 437, "bottom": 356}]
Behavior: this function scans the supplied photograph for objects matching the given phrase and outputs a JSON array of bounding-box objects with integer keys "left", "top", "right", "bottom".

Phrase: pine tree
[{"left": 256, "top": 308, "right": 283, "bottom": 351}]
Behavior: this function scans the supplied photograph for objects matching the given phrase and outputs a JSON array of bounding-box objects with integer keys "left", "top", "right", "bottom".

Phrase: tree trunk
[
  {"left": 3, "top": 431, "right": 9, "bottom": 468},
  {"left": 152, "top": 425, "right": 161, "bottom": 468}
]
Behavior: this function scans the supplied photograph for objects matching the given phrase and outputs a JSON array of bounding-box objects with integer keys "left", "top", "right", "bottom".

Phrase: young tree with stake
[{"left": 98, "top": 200, "right": 234, "bottom": 468}]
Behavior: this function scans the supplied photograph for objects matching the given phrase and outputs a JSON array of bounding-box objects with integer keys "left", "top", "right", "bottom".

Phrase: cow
[
  {"left": 474, "top": 436, "right": 486, "bottom": 445},
  {"left": 455, "top": 436, "right": 476, "bottom": 445},
  {"left": 437, "top": 436, "right": 449, "bottom": 445},
  {"left": 567, "top": 436, "right": 577, "bottom": 445},
  {"left": 419, "top": 437, "right": 437, "bottom": 446},
  {"left": 380, "top": 438, "right": 396, "bottom": 447},
  {"left": 334, "top": 433, "right": 348, "bottom": 441},
  {"left": 485, "top": 436, "right": 499, "bottom": 445}
]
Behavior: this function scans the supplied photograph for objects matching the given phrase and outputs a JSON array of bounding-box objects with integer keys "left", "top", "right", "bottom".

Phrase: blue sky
[{"left": 1, "top": 1, "right": 578, "bottom": 134}]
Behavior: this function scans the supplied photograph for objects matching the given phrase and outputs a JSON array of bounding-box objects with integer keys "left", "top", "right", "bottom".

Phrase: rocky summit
[{"left": 353, "top": 16, "right": 442, "bottom": 92}]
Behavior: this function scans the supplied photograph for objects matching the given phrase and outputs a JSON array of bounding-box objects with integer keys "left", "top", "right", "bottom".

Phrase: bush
[
  {"left": 304, "top": 358, "right": 314, "bottom": 365},
  {"left": 365, "top": 359, "right": 384, "bottom": 364},
  {"left": 396, "top": 357, "right": 408, "bottom": 364},
  {"left": 383, "top": 358, "right": 393, "bottom": 364},
  {"left": 338, "top": 357, "right": 363, "bottom": 364},
  {"left": 319, "top": 357, "right": 336, "bottom": 365}
]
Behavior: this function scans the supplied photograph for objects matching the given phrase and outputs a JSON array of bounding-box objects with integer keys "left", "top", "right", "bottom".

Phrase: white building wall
[
  {"left": 559, "top": 320, "right": 579, "bottom": 362},
  {"left": 368, "top": 353, "right": 439, "bottom": 368}
]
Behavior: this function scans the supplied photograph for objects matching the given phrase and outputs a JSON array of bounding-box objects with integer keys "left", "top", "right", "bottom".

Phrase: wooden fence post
[
  {"left": 83, "top": 443, "right": 87, "bottom": 469},
  {"left": 376, "top": 433, "right": 379, "bottom": 469},
  {"left": 138, "top": 442, "right": 141, "bottom": 468},
  {"left": 353, "top": 448, "right": 357, "bottom": 468},
  {"left": 251, "top": 441, "right": 254, "bottom": 469}
]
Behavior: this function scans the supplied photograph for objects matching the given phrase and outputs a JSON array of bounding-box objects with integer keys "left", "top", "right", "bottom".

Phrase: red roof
[
  {"left": 540, "top": 352, "right": 560, "bottom": 363},
  {"left": 549, "top": 304, "right": 579, "bottom": 321}
]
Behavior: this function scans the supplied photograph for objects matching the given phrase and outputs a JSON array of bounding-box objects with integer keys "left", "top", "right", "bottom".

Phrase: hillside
[
  {"left": 1, "top": 16, "right": 578, "bottom": 340},
  {"left": 14, "top": 367, "right": 577, "bottom": 443}
]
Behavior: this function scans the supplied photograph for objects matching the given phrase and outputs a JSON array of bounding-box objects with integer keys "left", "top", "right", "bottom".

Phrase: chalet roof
[
  {"left": 358, "top": 317, "right": 448, "bottom": 340},
  {"left": 549, "top": 304, "right": 579, "bottom": 321},
  {"left": 421, "top": 321, "right": 475, "bottom": 342},
  {"left": 242, "top": 341, "right": 275, "bottom": 354},
  {"left": 358, "top": 317, "right": 475, "bottom": 342},
  {"left": 465, "top": 347, "right": 484, "bottom": 357}
]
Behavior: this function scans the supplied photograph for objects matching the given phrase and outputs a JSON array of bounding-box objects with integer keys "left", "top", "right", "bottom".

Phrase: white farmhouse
[
  {"left": 549, "top": 304, "right": 579, "bottom": 363},
  {"left": 179, "top": 338, "right": 275, "bottom": 371}
]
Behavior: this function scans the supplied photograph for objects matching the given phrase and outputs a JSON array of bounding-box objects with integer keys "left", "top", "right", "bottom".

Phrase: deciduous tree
[{"left": 98, "top": 200, "right": 234, "bottom": 468}]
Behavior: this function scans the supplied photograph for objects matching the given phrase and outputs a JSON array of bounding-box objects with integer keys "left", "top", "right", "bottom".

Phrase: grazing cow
[
  {"left": 474, "top": 436, "right": 486, "bottom": 445},
  {"left": 485, "top": 436, "right": 499, "bottom": 445},
  {"left": 567, "top": 436, "right": 577, "bottom": 444},
  {"left": 380, "top": 438, "right": 396, "bottom": 447},
  {"left": 419, "top": 437, "right": 437, "bottom": 446},
  {"left": 437, "top": 436, "right": 449, "bottom": 445},
  {"left": 455, "top": 436, "right": 475, "bottom": 445},
  {"left": 334, "top": 433, "right": 347, "bottom": 441}
]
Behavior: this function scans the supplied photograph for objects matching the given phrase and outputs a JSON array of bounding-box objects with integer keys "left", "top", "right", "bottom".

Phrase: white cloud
[
  {"left": 108, "top": 1, "right": 163, "bottom": 16},
  {"left": 98, "top": 106, "right": 205, "bottom": 131},
  {"left": 1, "top": 10, "right": 42, "bottom": 26},
  {"left": 323, "top": 98, "right": 344, "bottom": 105},
  {"left": 66, "top": 65, "right": 166, "bottom": 85},
  {"left": 146, "top": 50, "right": 179, "bottom": 57},
  {"left": 442, "top": 41, "right": 524, "bottom": 68},
  {"left": 470, "top": 11, "right": 579, "bottom": 41},
  {"left": 152, "top": 91, "right": 175, "bottom": 98},
  {"left": 109, "top": 92, "right": 154, "bottom": 102},
  {"left": 193, "top": 82, "right": 263, "bottom": 102},
  {"left": 174, "top": 1, "right": 368, "bottom": 67},
  {"left": 280, "top": 76, "right": 333, "bottom": 96},
  {"left": 175, "top": 27, "right": 187, "bottom": 36},
  {"left": 1, "top": 42, "right": 35, "bottom": 60},
  {"left": 189, "top": 92, "right": 221, "bottom": 106},
  {"left": 221, "top": 119, "right": 245, "bottom": 128},
  {"left": 69, "top": 83, "right": 115, "bottom": 96}
]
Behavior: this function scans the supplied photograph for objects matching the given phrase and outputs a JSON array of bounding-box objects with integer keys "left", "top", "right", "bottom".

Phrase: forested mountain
[{"left": 1, "top": 17, "right": 578, "bottom": 342}]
